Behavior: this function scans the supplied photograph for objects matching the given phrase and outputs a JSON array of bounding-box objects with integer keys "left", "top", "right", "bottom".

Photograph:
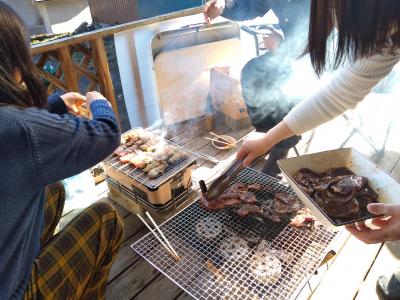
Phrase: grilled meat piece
[
  {"left": 119, "top": 153, "right": 136, "bottom": 164},
  {"left": 293, "top": 168, "right": 321, "bottom": 196},
  {"left": 293, "top": 167, "right": 380, "bottom": 220},
  {"left": 246, "top": 183, "right": 262, "bottom": 192},
  {"left": 114, "top": 145, "right": 126, "bottom": 156},
  {"left": 290, "top": 208, "right": 318, "bottom": 230},
  {"left": 330, "top": 175, "right": 367, "bottom": 195},
  {"left": 324, "top": 190, "right": 356, "bottom": 203},
  {"left": 168, "top": 152, "right": 188, "bottom": 164},
  {"left": 356, "top": 186, "right": 379, "bottom": 210},
  {"left": 239, "top": 191, "right": 257, "bottom": 204},
  {"left": 315, "top": 191, "right": 359, "bottom": 217},
  {"left": 312, "top": 176, "right": 342, "bottom": 192},
  {"left": 274, "top": 193, "right": 300, "bottom": 214},
  {"left": 260, "top": 204, "right": 282, "bottom": 223},
  {"left": 143, "top": 161, "right": 161, "bottom": 173},
  {"left": 237, "top": 204, "right": 263, "bottom": 217},
  {"left": 200, "top": 194, "right": 241, "bottom": 211},
  {"left": 148, "top": 163, "right": 167, "bottom": 179},
  {"left": 323, "top": 167, "right": 353, "bottom": 177},
  {"left": 200, "top": 182, "right": 259, "bottom": 212}
]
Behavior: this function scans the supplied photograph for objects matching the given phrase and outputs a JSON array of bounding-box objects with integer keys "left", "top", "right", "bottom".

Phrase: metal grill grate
[
  {"left": 104, "top": 139, "right": 198, "bottom": 190},
  {"left": 132, "top": 168, "right": 338, "bottom": 300}
]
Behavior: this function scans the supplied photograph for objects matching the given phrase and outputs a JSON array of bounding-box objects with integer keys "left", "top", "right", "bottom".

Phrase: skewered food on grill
[
  {"left": 112, "top": 128, "right": 189, "bottom": 179},
  {"left": 293, "top": 167, "right": 379, "bottom": 219}
]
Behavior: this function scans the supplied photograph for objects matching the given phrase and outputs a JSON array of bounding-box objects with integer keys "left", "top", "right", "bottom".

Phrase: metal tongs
[{"left": 204, "top": 153, "right": 269, "bottom": 199}]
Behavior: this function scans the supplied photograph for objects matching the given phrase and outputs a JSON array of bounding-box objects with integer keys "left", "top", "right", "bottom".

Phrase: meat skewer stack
[{"left": 112, "top": 129, "right": 189, "bottom": 179}]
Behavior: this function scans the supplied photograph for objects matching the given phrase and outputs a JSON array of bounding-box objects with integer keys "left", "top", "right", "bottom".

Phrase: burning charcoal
[
  {"left": 237, "top": 204, "right": 263, "bottom": 217},
  {"left": 274, "top": 192, "right": 300, "bottom": 214}
]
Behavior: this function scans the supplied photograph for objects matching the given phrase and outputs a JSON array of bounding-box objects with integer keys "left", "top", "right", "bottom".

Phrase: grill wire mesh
[
  {"left": 104, "top": 139, "right": 198, "bottom": 190},
  {"left": 132, "top": 168, "right": 338, "bottom": 300}
]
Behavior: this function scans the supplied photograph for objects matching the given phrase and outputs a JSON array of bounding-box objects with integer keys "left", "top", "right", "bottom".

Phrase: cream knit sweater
[{"left": 284, "top": 49, "right": 400, "bottom": 134}]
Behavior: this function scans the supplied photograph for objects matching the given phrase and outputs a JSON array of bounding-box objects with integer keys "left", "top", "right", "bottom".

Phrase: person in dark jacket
[
  {"left": 0, "top": 3, "right": 123, "bottom": 299},
  {"left": 204, "top": 0, "right": 310, "bottom": 177}
]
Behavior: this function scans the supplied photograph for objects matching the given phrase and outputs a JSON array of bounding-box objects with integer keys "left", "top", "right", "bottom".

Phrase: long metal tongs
[{"left": 206, "top": 153, "right": 268, "bottom": 199}]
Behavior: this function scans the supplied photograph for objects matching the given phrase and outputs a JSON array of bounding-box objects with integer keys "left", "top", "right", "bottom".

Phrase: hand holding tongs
[{"left": 202, "top": 153, "right": 269, "bottom": 199}]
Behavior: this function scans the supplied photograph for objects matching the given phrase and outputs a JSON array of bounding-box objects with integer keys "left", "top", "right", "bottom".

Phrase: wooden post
[
  {"left": 89, "top": 37, "right": 120, "bottom": 121},
  {"left": 57, "top": 46, "right": 79, "bottom": 92}
]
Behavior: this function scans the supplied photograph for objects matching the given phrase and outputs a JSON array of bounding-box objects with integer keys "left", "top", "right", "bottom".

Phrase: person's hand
[
  {"left": 203, "top": 0, "right": 225, "bottom": 25},
  {"left": 60, "top": 92, "right": 86, "bottom": 115},
  {"left": 237, "top": 121, "right": 295, "bottom": 167},
  {"left": 236, "top": 132, "right": 273, "bottom": 167},
  {"left": 85, "top": 91, "right": 107, "bottom": 108},
  {"left": 346, "top": 203, "right": 400, "bottom": 244}
]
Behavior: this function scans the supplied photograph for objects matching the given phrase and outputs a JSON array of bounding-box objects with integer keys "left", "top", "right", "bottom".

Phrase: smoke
[{"left": 239, "top": 15, "right": 322, "bottom": 131}]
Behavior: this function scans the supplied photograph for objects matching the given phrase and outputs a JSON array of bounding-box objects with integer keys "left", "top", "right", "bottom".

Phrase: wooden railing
[{"left": 30, "top": 6, "right": 203, "bottom": 122}]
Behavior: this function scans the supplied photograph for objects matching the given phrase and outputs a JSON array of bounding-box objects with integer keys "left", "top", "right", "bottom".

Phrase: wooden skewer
[
  {"left": 204, "top": 137, "right": 234, "bottom": 146},
  {"left": 116, "top": 163, "right": 130, "bottom": 171},
  {"left": 136, "top": 214, "right": 180, "bottom": 261},
  {"left": 209, "top": 132, "right": 235, "bottom": 144},
  {"left": 145, "top": 212, "right": 180, "bottom": 260}
]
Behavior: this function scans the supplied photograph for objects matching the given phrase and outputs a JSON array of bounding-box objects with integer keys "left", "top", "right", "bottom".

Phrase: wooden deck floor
[{"left": 82, "top": 91, "right": 400, "bottom": 300}]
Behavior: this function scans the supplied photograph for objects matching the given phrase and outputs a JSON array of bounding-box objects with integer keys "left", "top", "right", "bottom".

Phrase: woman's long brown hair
[
  {"left": 305, "top": 0, "right": 400, "bottom": 76},
  {"left": 0, "top": 3, "right": 47, "bottom": 108}
]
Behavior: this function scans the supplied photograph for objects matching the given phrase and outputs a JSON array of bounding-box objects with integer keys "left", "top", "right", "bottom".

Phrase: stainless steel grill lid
[{"left": 132, "top": 168, "right": 338, "bottom": 300}]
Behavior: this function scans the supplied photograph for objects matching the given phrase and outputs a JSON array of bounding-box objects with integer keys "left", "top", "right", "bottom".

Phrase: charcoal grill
[
  {"left": 132, "top": 168, "right": 338, "bottom": 300},
  {"left": 104, "top": 129, "right": 198, "bottom": 210}
]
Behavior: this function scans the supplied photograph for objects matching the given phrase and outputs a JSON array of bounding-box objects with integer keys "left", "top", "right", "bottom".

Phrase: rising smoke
[{"left": 239, "top": 13, "right": 321, "bottom": 131}]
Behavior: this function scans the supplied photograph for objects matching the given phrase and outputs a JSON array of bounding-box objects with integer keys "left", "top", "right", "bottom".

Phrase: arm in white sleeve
[{"left": 284, "top": 50, "right": 400, "bottom": 135}]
